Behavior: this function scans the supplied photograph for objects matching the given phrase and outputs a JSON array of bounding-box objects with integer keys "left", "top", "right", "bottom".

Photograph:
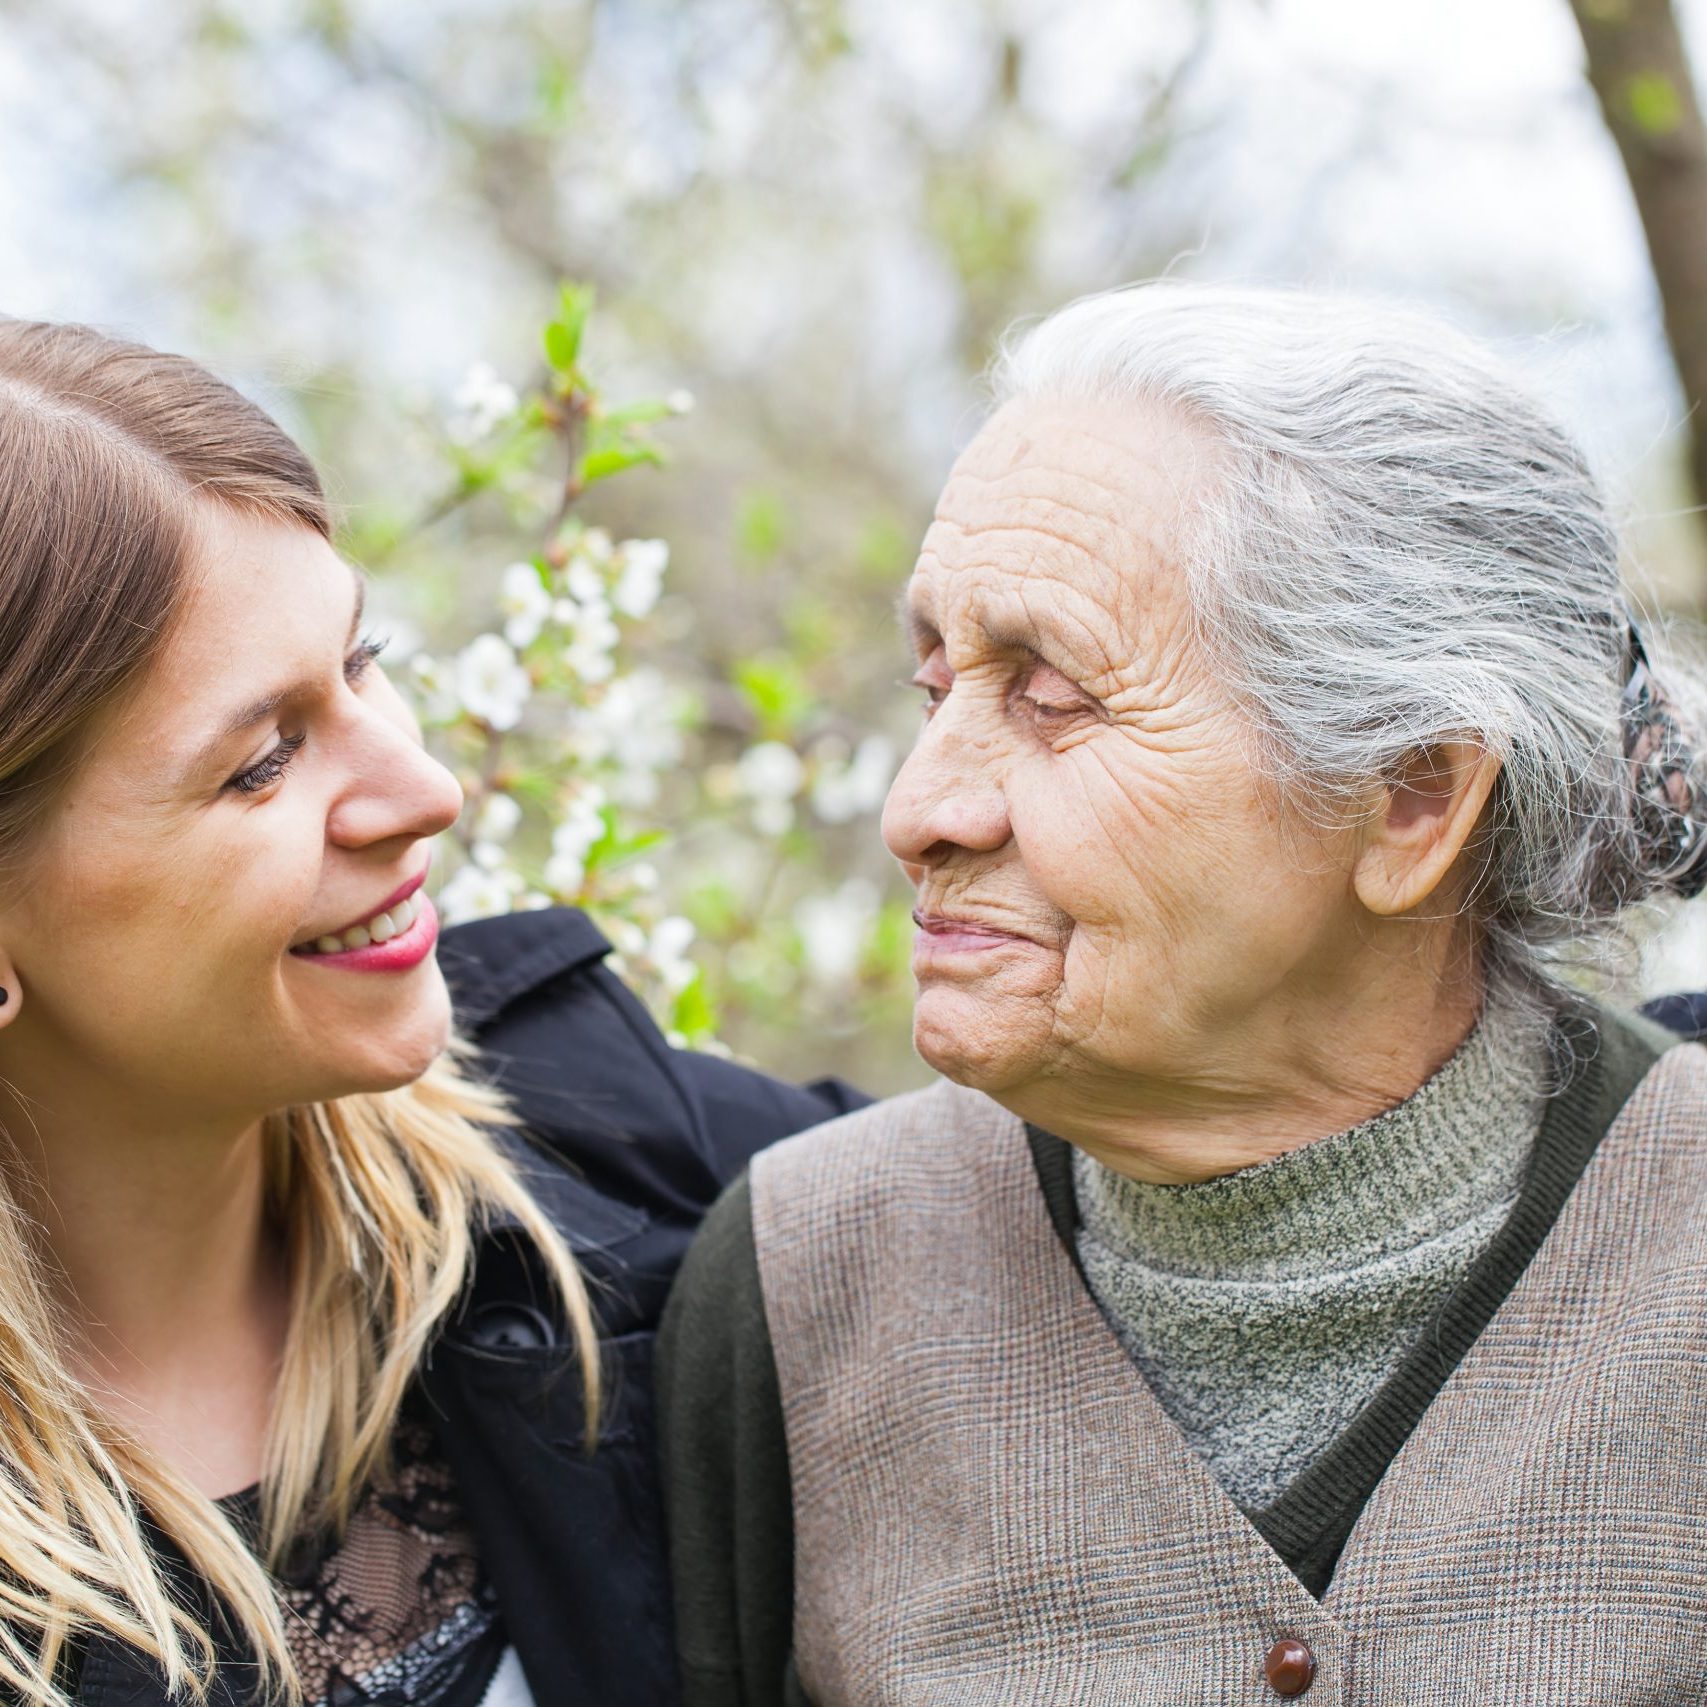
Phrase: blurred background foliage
[{"left": 0, "top": 0, "right": 1705, "bottom": 1090}]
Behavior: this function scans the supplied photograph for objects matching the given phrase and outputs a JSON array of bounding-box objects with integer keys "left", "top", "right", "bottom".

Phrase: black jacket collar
[{"left": 438, "top": 905, "right": 614, "bottom": 1031}]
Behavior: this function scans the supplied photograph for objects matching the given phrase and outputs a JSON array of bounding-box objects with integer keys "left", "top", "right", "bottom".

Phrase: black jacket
[{"left": 73, "top": 906, "right": 866, "bottom": 1707}]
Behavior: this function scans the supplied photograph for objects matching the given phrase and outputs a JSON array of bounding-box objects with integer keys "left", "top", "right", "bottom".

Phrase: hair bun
[{"left": 1621, "top": 621, "right": 1707, "bottom": 898}]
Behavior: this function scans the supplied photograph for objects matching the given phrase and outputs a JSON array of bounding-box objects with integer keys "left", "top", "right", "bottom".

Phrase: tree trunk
[{"left": 1567, "top": 0, "right": 1707, "bottom": 520}]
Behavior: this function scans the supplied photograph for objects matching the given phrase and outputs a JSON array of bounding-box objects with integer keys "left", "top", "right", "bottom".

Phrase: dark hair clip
[{"left": 1621, "top": 616, "right": 1707, "bottom": 898}]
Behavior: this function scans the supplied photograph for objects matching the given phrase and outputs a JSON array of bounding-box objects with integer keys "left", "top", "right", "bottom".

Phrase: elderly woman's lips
[{"left": 912, "top": 912, "right": 1034, "bottom": 954}]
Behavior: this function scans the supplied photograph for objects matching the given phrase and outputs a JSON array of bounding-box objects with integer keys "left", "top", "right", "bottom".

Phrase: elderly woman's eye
[
  {"left": 912, "top": 681, "right": 948, "bottom": 719},
  {"left": 1020, "top": 666, "right": 1089, "bottom": 721},
  {"left": 1024, "top": 692, "right": 1079, "bottom": 718},
  {"left": 907, "top": 649, "right": 953, "bottom": 718}
]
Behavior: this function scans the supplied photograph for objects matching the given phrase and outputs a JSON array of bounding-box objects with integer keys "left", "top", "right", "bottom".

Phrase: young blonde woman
[{"left": 0, "top": 319, "right": 861, "bottom": 1707}]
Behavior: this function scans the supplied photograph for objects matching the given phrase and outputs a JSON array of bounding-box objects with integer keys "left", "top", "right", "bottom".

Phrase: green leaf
[
  {"left": 1626, "top": 71, "right": 1684, "bottom": 137},
  {"left": 578, "top": 440, "right": 666, "bottom": 486},
  {"left": 735, "top": 489, "right": 789, "bottom": 565},
  {"left": 684, "top": 879, "right": 744, "bottom": 937},
  {"left": 855, "top": 514, "right": 913, "bottom": 581},
  {"left": 604, "top": 828, "right": 669, "bottom": 864},
  {"left": 599, "top": 398, "right": 675, "bottom": 429},
  {"left": 733, "top": 653, "right": 815, "bottom": 738},
  {"left": 581, "top": 806, "right": 621, "bottom": 872},
  {"left": 534, "top": 55, "right": 579, "bottom": 128},
  {"left": 544, "top": 282, "right": 596, "bottom": 372},
  {"left": 671, "top": 972, "right": 718, "bottom": 1040},
  {"left": 544, "top": 322, "right": 579, "bottom": 372}
]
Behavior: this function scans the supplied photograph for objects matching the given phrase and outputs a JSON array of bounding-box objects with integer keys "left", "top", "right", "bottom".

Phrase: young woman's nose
[{"left": 325, "top": 712, "right": 464, "bottom": 850}]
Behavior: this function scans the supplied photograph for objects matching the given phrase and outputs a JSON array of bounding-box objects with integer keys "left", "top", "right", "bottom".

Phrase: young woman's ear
[
  {"left": 0, "top": 946, "right": 23, "bottom": 1029},
  {"left": 1353, "top": 741, "right": 1503, "bottom": 917}
]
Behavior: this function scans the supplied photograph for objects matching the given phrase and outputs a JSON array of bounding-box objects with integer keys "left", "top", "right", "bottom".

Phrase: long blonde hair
[{"left": 0, "top": 319, "right": 602, "bottom": 1703}]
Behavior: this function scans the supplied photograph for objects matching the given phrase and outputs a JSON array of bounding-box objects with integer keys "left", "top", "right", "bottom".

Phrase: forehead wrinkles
[{"left": 915, "top": 421, "right": 1194, "bottom": 687}]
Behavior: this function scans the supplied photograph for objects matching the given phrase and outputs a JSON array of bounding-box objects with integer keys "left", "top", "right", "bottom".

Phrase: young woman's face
[{"left": 0, "top": 503, "right": 465, "bottom": 1122}]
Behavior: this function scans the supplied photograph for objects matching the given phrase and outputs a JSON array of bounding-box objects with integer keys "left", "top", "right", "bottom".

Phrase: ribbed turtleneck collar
[{"left": 1073, "top": 990, "right": 1548, "bottom": 1285}]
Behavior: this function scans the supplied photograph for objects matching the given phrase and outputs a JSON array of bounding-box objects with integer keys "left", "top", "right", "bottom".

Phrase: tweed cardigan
[{"left": 737, "top": 1027, "right": 1707, "bottom": 1705}]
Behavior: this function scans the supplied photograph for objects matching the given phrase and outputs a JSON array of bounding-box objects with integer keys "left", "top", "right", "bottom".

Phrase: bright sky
[{"left": 1, "top": 0, "right": 1703, "bottom": 546}]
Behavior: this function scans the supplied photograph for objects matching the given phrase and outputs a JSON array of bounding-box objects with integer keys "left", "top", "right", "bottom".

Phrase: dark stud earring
[{"left": 0, "top": 989, "right": 11, "bottom": 1006}]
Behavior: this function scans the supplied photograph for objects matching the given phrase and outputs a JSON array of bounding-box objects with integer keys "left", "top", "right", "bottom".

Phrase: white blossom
[
  {"left": 754, "top": 798, "right": 793, "bottom": 837},
  {"left": 454, "top": 633, "right": 531, "bottom": 730},
  {"left": 811, "top": 734, "right": 897, "bottom": 823},
  {"left": 437, "top": 859, "right": 524, "bottom": 926},
  {"left": 563, "top": 595, "right": 621, "bottom": 684},
  {"left": 563, "top": 557, "right": 606, "bottom": 605},
  {"left": 1642, "top": 902, "right": 1707, "bottom": 997},
  {"left": 665, "top": 389, "right": 695, "bottom": 415},
  {"left": 498, "top": 561, "right": 552, "bottom": 649},
  {"left": 795, "top": 879, "right": 880, "bottom": 984},
  {"left": 737, "top": 740, "right": 805, "bottom": 837},
  {"left": 472, "top": 790, "right": 523, "bottom": 845},
  {"left": 613, "top": 538, "right": 669, "bottom": 619},
  {"left": 406, "top": 652, "right": 460, "bottom": 724},
  {"left": 551, "top": 785, "right": 608, "bottom": 869},
  {"left": 447, "top": 361, "right": 519, "bottom": 445},
  {"left": 544, "top": 852, "right": 586, "bottom": 895},
  {"left": 648, "top": 915, "right": 698, "bottom": 994},
  {"left": 570, "top": 669, "right": 686, "bottom": 805},
  {"left": 737, "top": 741, "right": 805, "bottom": 800},
  {"left": 605, "top": 916, "right": 646, "bottom": 957}
]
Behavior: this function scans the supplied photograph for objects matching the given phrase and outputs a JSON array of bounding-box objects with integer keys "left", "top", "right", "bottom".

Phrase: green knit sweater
[{"left": 1073, "top": 994, "right": 1546, "bottom": 1508}]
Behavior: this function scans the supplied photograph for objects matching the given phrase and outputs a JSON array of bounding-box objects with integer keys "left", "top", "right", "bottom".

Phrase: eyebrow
[
  {"left": 897, "top": 592, "right": 1051, "bottom": 667},
  {"left": 192, "top": 566, "right": 368, "bottom": 778},
  {"left": 898, "top": 593, "right": 938, "bottom": 657}
]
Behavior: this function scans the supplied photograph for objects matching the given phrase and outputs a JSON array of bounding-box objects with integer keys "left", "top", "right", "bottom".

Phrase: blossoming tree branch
[{"left": 392, "top": 284, "right": 908, "bottom": 1058}]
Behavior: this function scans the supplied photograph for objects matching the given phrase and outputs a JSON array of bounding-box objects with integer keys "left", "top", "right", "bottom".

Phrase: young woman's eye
[
  {"left": 346, "top": 631, "right": 390, "bottom": 682},
  {"left": 227, "top": 732, "right": 306, "bottom": 795}
]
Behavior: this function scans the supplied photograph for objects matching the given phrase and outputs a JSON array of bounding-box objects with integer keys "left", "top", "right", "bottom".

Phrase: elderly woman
[{"left": 658, "top": 284, "right": 1707, "bottom": 1705}]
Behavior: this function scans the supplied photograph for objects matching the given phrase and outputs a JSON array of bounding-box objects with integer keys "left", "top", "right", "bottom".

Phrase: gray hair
[{"left": 993, "top": 282, "right": 1696, "bottom": 1005}]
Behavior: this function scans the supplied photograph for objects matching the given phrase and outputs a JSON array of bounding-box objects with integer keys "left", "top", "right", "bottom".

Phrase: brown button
[{"left": 1263, "top": 1638, "right": 1316, "bottom": 1696}]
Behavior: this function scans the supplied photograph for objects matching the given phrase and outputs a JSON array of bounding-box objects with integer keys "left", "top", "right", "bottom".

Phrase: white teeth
[{"left": 301, "top": 891, "right": 421, "bottom": 954}]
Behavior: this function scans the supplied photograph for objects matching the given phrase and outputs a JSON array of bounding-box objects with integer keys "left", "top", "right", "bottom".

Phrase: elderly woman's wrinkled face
[{"left": 884, "top": 397, "right": 1369, "bottom": 1103}]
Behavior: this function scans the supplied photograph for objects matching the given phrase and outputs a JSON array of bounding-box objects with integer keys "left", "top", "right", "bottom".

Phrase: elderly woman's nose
[{"left": 881, "top": 729, "right": 1011, "bottom": 868}]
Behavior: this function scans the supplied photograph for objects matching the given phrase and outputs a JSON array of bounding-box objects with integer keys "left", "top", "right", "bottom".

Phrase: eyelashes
[
  {"left": 229, "top": 730, "right": 306, "bottom": 795},
  {"left": 905, "top": 671, "right": 1088, "bottom": 726},
  {"left": 346, "top": 633, "right": 390, "bottom": 688},
  {"left": 223, "top": 633, "right": 391, "bottom": 795}
]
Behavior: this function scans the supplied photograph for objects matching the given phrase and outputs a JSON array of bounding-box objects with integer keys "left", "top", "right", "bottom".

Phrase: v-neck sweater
[
  {"left": 658, "top": 1001, "right": 1680, "bottom": 1707},
  {"left": 722, "top": 1007, "right": 1700, "bottom": 1707},
  {"left": 1070, "top": 998, "right": 1546, "bottom": 1510}
]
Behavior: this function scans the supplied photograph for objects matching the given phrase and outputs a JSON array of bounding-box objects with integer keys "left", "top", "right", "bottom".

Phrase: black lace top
[{"left": 224, "top": 1397, "right": 510, "bottom": 1707}]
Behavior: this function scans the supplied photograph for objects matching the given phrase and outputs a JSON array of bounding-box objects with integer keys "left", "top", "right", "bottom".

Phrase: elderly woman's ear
[{"left": 1352, "top": 739, "right": 1502, "bottom": 917}]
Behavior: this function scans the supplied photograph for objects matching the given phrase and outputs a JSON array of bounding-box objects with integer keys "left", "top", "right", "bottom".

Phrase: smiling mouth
[
  {"left": 912, "top": 910, "right": 1036, "bottom": 948},
  {"left": 294, "top": 890, "right": 426, "bottom": 955},
  {"left": 291, "top": 865, "right": 429, "bottom": 955}
]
